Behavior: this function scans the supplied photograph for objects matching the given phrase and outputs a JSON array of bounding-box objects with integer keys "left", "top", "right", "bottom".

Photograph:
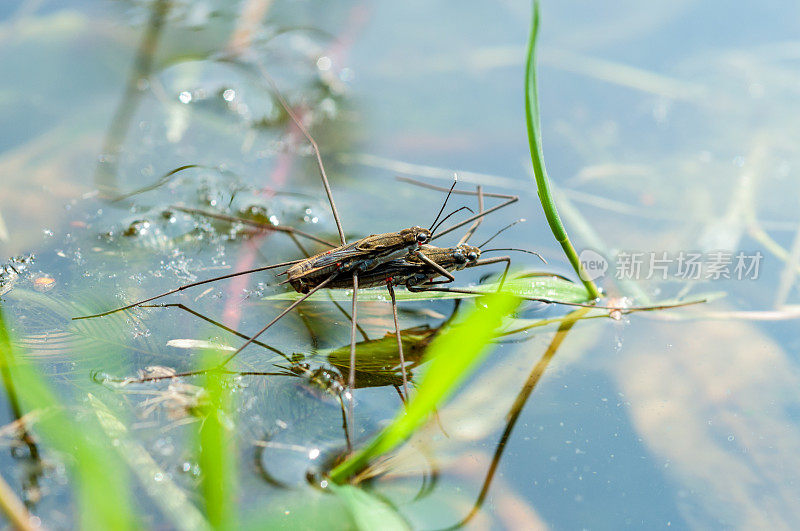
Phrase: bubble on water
[
  {"left": 179, "top": 91, "right": 192, "bottom": 104},
  {"left": 222, "top": 88, "right": 236, "bottom": 102},
  {"left": 316, "top": 56, "right": 332, "bottom": 71}
]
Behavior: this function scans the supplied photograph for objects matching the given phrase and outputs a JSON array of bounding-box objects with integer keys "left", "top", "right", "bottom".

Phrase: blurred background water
[{"left": 1, "top": 0, "right": 800, "bottom": 528}]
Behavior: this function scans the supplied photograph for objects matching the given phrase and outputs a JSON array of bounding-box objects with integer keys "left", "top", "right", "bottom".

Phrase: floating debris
[{"left": 32, "top": 276, "right": 56, "bottom": 292}]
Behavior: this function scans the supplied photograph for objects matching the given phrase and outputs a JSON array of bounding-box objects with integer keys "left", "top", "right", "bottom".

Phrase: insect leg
[
  {"left": 217, "top": 272, "right": 339, "bottom": 367},
  {"left": 432, "top": 194, "right": 518, "bottom": 242},
  {"left": 386, "top": 282, "right": 409, "bottom": 401},
  {"left": 139, "top": 302, "right": 293, "bottom": 362},
  {"left": 412, "top": 252, "right": 456, "bottom": 283},
  {"left": 397, "top": 177, "right": 519, "bottom": 242},
  {"left": 347, "top": 271, "right": 359, "bottom": 443},
  {"left": 405, "top": 284, "right": 705, "bottom": 312},
  {"left": 397, "top": 177, "right": 514, "bottom": 200},
  {"left": 340, "top": 390, "right": 352, "bottom": 453},
  {"left": 73, "top": 258, "right": 306, "bottom": 320},
  {"left": 171, "top": 205, "right": 338, "bottom": 248},
  {"left": 133, "top": 272, "right": 340, "bottom": 382},
  {"left": 458, "top": 185, "right": 484, "bottom": 245},
  {"left": 252, "top": 61, "right": 347, "bottom": 246},
  {"left": 465, "top": 255, "right": 511, "bottom": 290}
]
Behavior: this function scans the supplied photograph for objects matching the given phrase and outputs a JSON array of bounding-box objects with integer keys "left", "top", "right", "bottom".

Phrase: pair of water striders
[{"left": 75, "top": 57, "right": 698, "bottom": 439}]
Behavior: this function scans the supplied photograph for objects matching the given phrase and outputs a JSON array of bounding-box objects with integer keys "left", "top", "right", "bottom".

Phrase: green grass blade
[
  {"left": 265, "top": 274, "right": 588, "bottom": 303},
  {"left": 198, "top": 351, "right": 237, "bottom": 529},
  {"left": 0, "top": 307, "right": 136, "bottom": 529},
  {"left": 328, "top": 291, "right": 521, "bottom": 482},
  {"left": 525, "top": 0, "right": 601, "bottom": 299}
]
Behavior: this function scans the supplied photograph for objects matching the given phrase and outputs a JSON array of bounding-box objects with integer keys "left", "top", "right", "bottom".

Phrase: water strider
[{"left": 74, "top": 58, "right": 525, "bottom": 440}]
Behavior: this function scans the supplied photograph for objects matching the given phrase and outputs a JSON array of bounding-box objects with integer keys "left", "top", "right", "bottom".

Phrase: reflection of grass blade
[
  {"left": 455, "top": 307, "right": 589, "bottom": 527},
  {"left": 0, "top": 308, "right": 135, "bottom": 528},
  {"left": 88, "top": 394, "right": 211, "bottom": 531},
  {"left": 0, "top": 467, "right": 35, "bottom": 530},
  {"left": 95, "top": 0, "right": 170, "bottom": 197},
  {"left": 327, "top": 483, "right": 409, "bottom": 530},
  {"left": 329, "top": 292, "right": 521, "bottom": 483},
  {"left": 525, "top": 0, "right": 600, "bottom": 298},
  {"left": 199, "top": 351, "right": 237, "bottom": 528},
  {"left": 9, "top": 288, "right": 162, "bottom": 361}
]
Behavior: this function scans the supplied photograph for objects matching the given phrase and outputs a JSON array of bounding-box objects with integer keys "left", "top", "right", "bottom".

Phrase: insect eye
[
  {"left": 454, "top": 252, "right": 466, "bottom": 263},
  {"left": 416, "top": 233, "right": 428, "bottom": 243},
  {"left": 467, "top": 252, "right": 478, "bottom": 261}
]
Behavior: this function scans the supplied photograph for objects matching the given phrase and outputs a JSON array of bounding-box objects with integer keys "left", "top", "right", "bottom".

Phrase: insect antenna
[
  {"left": 477, "top": 218, "right": 526, "bottom": 248},
  {"left": 427, "top": 173, "right": 459, "bottom": 231},
  {"left": 431, "top": 206, "right": 474, "bottom": 235}
]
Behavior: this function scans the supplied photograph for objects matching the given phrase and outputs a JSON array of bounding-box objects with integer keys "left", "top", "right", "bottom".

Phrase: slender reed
[{"left": 525, "top": 0, "right": 601, "bottom": 299}]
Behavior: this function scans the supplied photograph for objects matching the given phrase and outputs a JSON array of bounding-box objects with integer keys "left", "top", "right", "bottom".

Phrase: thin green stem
[{"left": 525, "top": 0, "right": 601, "bottom": 299}]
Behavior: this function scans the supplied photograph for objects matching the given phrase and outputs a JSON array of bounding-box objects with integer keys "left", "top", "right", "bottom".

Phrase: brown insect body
[
  {"left": 285, "top": 226, "right": 431, "bottom": 293},
  {"left": 322, "top": 243, "right": 482, "bottom": 290}
]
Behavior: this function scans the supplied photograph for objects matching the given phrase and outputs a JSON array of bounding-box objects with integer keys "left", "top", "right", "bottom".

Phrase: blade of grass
[
  {"left": 0, "top": 307, "right": 136, "bottom": 529},
  {"left": 328, "top": 291, "right": 521, "bottom": 482},
  {"left": 525, "top": 0, "right": 600, "bottom": 299},
  {"left": 198, "top": 351, "right": 237, "bottom": 529},
  {"left": 265, "top": 274, "right": 588, "bottom": 303}
]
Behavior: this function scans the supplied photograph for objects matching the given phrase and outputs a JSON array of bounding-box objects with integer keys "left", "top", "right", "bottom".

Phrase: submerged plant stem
[
  {"left": 452, "top": 307, "right": 590, "bottom": 528},
  {"left": 525, "top": 0, "right": 601, "bottom": 299}
]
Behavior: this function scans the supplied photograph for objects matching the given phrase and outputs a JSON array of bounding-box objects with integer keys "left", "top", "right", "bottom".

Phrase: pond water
[{"left": 1, "top": 0, "right": 800, "bottom": 528}]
